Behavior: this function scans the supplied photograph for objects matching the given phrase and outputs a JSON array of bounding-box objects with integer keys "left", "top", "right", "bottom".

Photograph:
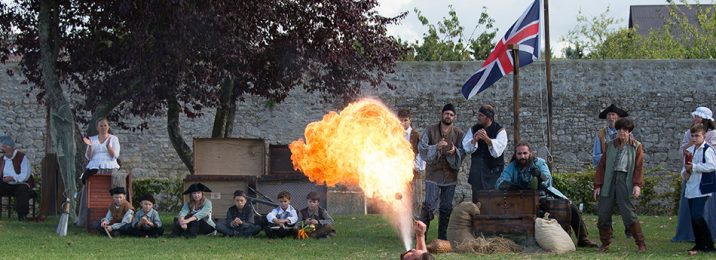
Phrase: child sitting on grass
[
  {"left": 299, "top": 191, "right": 336, "bottom": 239},
  {"left": 131, "top": 193, "right": 163, "bottom": 237},
  {"left": 265, "top": 191, "right": 298, "bottom": 239},
  {"left": 216, "top": 190, "right": 261, "bottom": 237},
  {"left": 96, "top": 187, "right": 134, "bottom": 237}
]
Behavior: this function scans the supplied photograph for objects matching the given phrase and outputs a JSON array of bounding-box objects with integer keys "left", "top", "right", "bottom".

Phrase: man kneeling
[{"left": 496, "top": 142, "right": 598, "bottom": 248}]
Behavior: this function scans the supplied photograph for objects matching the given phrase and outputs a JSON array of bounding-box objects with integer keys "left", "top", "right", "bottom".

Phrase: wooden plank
[{"left": 193, "top": 138, "right": 266, "bottom": 176}]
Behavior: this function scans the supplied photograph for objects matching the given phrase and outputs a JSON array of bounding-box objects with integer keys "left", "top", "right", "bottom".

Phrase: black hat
[
  {"left": 183, "top": 183, "right": 212, "bottom": 195},
  {"left": 139, "top": 193, "right": 155, "bottom": 204},
  {"left": 598, "top": 104, "right": 628, "bottom": 119},
  {"left": 109, "top": 187, "right": 126, "bottom": 196},
  {"left": 442, "top": 103, "right": 456, "bottom": 114}
]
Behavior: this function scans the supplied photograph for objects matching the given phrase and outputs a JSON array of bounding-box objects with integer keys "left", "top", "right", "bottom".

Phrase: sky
[{"left": 375, "top": 0, "right": 679, "bottom": 57}]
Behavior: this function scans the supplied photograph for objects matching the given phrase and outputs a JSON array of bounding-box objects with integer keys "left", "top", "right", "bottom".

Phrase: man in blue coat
[{"left": 497, "top": 142, "right": 597, "bottom": 247}]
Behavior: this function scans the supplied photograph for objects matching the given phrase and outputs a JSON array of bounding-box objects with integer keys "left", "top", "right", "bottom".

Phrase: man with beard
[
  {"left": 418, "top": 103, "right": 465, "bottom": 241},
  {"left": 496, "top": 142, "right": 598, "bottom": 247},
  {"left": 462, "top": 104, "right": 507, "bottom": 203}
]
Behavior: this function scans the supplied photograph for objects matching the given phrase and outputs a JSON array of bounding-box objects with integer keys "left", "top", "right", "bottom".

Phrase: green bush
[
  {"left": 131, "top": 178, "right": 183, "bottom": 212},
  {"left": 552, "top": 169, "right": 681, "bottom": 215}
]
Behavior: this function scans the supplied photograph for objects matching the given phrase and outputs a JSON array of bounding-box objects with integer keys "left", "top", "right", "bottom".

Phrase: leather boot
[
  {"left": 630, "top": 222, "right": 647, "bottom": 252},
  {"left": 598, "top": 228, "right": 612, "bottom": 252},
  {"left": 576, "top": 220, "right": 598, "bottom": 247},
  {"left": 437, "top": 211, "right": 451, "bottom": 240}
]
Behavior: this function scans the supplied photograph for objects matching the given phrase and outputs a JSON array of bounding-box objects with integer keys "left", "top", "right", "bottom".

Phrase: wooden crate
[
  {"left": 85, "top": 173, "right": 133, "bottom": 232},
  {"left": 193, "top": 138, "right": 266, "bottom": 176},
  {"left": 473, "top": 190, "right": 538, "bottom": 245},
  {"left": 268, "top": 144, "right": 301, "bottom": 176},
  {"left": 183, "top": 175, "right": 258, "bottom": 219}
]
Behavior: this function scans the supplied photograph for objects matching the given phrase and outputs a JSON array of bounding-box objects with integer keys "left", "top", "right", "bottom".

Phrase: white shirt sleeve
[
  {"left": 462, "top": 128, "right": 477, "bottom": 154},
  {"left": 489, "top": 129, "right": 508, "bottom": 158},
  {"left": 287, "top": 207, "right": 299, "bottom": 225},
  {"left": 14, "top": 155, "right": 31, "bottom": 183},
  {"left": 266, "top": 208, "right": 277, "bottom": 223},
  {"left": 693, "top": 146, "right": 716, "bottom": 173},
  {"left": 109, "top": 135, "right": 120, "bottom": 160}
]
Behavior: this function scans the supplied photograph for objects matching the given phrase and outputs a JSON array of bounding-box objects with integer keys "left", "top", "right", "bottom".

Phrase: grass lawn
[{"left": 0, "top": 214, "right": 710, "bottom": 259}]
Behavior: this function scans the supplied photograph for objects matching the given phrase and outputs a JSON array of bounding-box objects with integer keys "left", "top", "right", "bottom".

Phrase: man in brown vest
[
  {"left": 0, "top": 136, "right": 32, "bottom": 221},
  {"left": 418, "top": 103, "right": 465, "bottom": 241}
]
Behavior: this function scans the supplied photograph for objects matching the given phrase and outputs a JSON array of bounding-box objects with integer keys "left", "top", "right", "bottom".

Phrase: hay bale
[
  {"left": 446, "top": 202, "right": 480, "bottom": 246},
  {"left": 426, "top": 239, "right": 452, "bottom": 253},
  {"left": 454, "top": 236, "right": 523, "bottom": 254},
  {"left": 534, "top": 213, "right": 575, "bottom": 253}
]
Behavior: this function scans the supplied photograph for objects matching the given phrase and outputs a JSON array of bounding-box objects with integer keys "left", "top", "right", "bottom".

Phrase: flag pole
[
  {"left": 543, "top": 0, "right": 554, "bottom": 164},
  {"left": 509, "top": 44, "right": 521, "bottom": 145}
]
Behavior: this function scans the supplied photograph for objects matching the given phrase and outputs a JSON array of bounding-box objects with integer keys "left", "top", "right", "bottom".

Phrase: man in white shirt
[
  {"left": 462, "top": 105, "right": 507, "bottom": 203},
  {"left": 0, "top": 136, "right": 32, "bottom": 221}
]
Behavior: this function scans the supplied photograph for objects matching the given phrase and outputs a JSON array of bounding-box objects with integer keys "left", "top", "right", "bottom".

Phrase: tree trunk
[
  {"left": 39, "top": 0, "right": 78, "bottom": 221},
  {"left": 211, "top": 78, "right": 236, "bottom": 138},
  {"left": 167, "top": 94, "right": 194, "bottom": 173}
]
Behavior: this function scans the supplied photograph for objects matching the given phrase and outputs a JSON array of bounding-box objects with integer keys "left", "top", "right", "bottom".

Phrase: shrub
[
  {"left": 131, "top": 178, "right": 183, "bottom": 212},
  {"left": 551, "top": 169, "right": 680, "bottom": 215}
]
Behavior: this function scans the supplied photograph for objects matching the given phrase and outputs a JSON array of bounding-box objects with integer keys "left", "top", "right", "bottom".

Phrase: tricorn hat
[
  {"left": 183, "top": 183, "right": 212, "bottom": 195},
  {"left": 139, "top": 193, "right": 156, "bottom": 204},
  {"left": 109, "top": 187, "right": 126, "bottom": 196},
  {"left": 599, "top": 104, "right": 628, "bottom": 119}
]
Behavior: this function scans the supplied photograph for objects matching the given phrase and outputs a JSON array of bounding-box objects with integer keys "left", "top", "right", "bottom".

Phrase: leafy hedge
[
  {"left": 552, "top": 169, "right": 680, "bottom": 215},
  {"left": 131, "top": 178, "right": 183, "bottom": 212}
]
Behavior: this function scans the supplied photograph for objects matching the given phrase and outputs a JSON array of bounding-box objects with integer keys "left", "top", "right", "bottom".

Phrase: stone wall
[{"left": 2, "top": 60, "right": 715, "bottom": 206}]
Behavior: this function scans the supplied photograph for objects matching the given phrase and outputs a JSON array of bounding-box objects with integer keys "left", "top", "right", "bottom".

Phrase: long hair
[{"left": 189, "top": 192, "right": 206, "bottom": 210}]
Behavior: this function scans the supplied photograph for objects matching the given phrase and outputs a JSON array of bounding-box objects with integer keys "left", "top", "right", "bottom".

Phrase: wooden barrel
[{"left": 540, "top": 198, "right": 572, "bottom": 234}]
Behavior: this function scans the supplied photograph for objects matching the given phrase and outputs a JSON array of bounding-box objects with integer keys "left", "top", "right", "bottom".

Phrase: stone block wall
[{"left": 2, "top": 60, "right": 715, "bottom": 207}]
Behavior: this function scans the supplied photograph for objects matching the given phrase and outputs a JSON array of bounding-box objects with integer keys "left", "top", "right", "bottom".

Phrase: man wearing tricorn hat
[
  {"left": 418, "top": 103, "right": 465, "bottom": 241},
  {"left": 592, "top": 104, "right": 633, "bottom": 238}
]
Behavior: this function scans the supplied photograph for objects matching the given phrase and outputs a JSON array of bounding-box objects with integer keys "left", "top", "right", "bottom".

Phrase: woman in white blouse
[{"left": 76, "top": 118, "right": 123, "bottom": 226}]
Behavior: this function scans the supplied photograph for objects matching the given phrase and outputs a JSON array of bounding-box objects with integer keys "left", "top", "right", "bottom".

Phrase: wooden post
[
  {"left": 544, "top": 0, "right": 554, "bottom": 164},
  {"left": 509, "top": 44, "right": 521, "bottom": 145}
]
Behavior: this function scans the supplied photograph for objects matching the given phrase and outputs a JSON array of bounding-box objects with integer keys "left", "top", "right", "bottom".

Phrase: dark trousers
[
  {"left": 93, "top": 222, "right": 133, "bottom": 237},
  {"left": 216, "top": 220, "right": 262, "bottom": 237},
  {"left": 468, "top": 157, "right": 503, "bottom": 203},
  {"left": 132, "top": 226, "right": 165, "bottom": 237},
  {"left": 421, "top": 182, "right": 455, "bottom": 240},
  {"left": 688, "top": 196, "right": 715, "bottom": 251},
  {"left": 171, "top": 217, "right": 215, "bottom": 238},
  {"left": 265, "top": 225, "right": 297, "bottom": 239},
  {"left": 0, "top": 181, "right": 30, "bottom": 218}
]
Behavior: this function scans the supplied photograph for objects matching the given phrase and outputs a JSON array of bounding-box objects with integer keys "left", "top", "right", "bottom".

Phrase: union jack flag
[{"left": 461, "top": 0, "right": 542, "bottom": 100}]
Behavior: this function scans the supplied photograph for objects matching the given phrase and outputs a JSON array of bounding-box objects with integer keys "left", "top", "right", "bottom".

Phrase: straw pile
[{"left": 454, "top": 236, "right": 524, "bottom": 254}]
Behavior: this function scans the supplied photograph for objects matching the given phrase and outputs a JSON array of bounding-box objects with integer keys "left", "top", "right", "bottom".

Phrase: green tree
[
  {"left": 562, "top": 7, "right": 621, "bottom": 59},
  {"left": 402, "top": 5, "right": 496, "bottom": 61}
]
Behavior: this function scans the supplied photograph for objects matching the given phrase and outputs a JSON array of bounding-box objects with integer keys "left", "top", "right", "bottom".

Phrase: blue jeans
[{"left": 421, "top": 182, "right": 455, "bottom": 240}]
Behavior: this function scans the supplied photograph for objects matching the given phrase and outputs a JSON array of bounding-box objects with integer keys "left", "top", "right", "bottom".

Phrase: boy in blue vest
[{"left": 684, "top": 124, "right": 716, "bottom": 255}]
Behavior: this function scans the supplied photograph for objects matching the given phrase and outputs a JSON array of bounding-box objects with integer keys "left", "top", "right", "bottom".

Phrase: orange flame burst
[{"left": 289, "top": 98, "right": 415, "bottom": 249}]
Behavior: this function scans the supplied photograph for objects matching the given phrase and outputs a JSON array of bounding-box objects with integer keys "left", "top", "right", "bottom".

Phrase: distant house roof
[{"left": 629, "top": 4, "right": 715, "bottom": 36}]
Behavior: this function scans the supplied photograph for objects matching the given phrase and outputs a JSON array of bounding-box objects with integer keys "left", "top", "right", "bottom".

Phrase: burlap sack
[
  {"left": 446, "top": 202, "right": 480, "bottom": 246},
  {"left": 534, "top": 213, "right": 575, "bottom": 253}
]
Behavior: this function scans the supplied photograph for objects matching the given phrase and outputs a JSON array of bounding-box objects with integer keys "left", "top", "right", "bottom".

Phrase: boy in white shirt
[
  {"left": 684, "top": 125, "right": 716, "bottom": 255},
  {"left": 265, "top": 191, "right": 298, "bottom": 238}
]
